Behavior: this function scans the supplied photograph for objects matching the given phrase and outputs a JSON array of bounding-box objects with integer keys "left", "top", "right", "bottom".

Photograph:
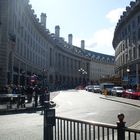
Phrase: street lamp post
[
  {"left": 8, "top": 33, "right": 16, "bottom": 84},
  {"left": 21, "top": 71, "right": 25, "bottom": 86},
  {"left": 78, "top": 68, "right": 87, "bottom": 86},
  {"left": 43, "top": 69, "right": 47, "bottom": 89},
  {"left": 126, "top": 68, "right": 130, "bottom": 87}
]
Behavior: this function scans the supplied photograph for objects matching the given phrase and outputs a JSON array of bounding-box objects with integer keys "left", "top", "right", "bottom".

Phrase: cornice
[{"left": 23, "top": 0, "right": 114, "bottom": 64}]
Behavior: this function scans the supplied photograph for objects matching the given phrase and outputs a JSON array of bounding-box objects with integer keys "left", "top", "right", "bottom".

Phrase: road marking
[
  {"left": 130, "top": 120, "right": 140, "bottom": 129},
  {"left": 85, "top": 112, "right": 97, "bottom": 116}
]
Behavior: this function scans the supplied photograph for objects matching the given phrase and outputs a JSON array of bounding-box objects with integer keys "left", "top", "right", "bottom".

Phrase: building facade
[
  {"left": 113, "top": 0, "right": 140, "bottom": 86},
  {"left": 89, "top": 52, "right": 115, "bottom": 83},
  {"left": 0, "top": 0, "right": 115, "bottom": 90}
]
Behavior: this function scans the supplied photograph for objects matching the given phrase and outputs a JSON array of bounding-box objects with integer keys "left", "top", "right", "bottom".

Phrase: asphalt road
[
  {"left": 53, "top": 90, "right": 140, "bottom": 127},
  {"left": 0, "top": 89, "right": 140, "bottom": 140}
]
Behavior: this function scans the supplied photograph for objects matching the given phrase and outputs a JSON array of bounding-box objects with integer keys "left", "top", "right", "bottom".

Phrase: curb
[{"left": 100, "top": 97, "right": 140, "bottom": 108}]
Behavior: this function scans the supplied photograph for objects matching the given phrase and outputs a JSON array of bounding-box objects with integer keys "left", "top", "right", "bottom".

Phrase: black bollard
[
  {"left": 44, "top": 101, "right": 55, "bottom": 140},
  {"left": 116, "top": 113, "right": 126, "bottom": 140}
]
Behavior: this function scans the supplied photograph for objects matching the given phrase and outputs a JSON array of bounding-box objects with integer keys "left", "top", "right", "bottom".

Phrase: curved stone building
[
  {"left": 113, "top": 0, "right": 140, "bottom": 86},
  {"left": 0, "top": 0, "right": 115, "bottom": 90}
]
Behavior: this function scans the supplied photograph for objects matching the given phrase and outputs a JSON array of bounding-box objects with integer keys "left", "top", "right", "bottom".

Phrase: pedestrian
[
  {"left": 44, "top": 87, "right": 50, "bottom": 101},
  {"left": 7, "top": 85, "right": 12, "bottom": 94},
  {"left": 39, "top": 92, "right": 45, "bottom": 106},
  {"left": 26, "top": 86, "right": 33, "bottom": 103},
  {"left": 33, "top": 85, "right": 39, "bottom": 107},
  {"left": 103, "top": 88, "right": 108, "bottom": 97}
]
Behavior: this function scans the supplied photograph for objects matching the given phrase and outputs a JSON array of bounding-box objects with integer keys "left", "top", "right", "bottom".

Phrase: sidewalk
[
  {"left": 100, "top": 95, "right": 140, "bottom": 108},
  {"left": 0, "top": 100, "right": 44, "bottom": 115},
  {"left": 0, "top": 91, "right": 59, "bottom": 115},
  {"left": 100, "top": 95, "right": 140, "bottom": 130}
]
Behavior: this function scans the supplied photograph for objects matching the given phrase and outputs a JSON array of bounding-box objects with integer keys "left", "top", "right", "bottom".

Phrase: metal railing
[
  {"left": 44, "top": 102, "right": 140, "bottom": 140},
  {"left": 125, "top": 127, "right": 140, "bottom": 140},
  {"left": 54, "top": 116, "right": 117, "bottom": 140},
  {"left": 52, "top": 116, "right": 140, "bottom": 140}
]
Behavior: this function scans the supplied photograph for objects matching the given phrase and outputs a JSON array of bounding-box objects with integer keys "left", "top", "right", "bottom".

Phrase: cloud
[
  {"left": 86, "top": 27, "right": 115, "bottom": 55},
  {"left": 73, "top": 27, "right": 115, "bottom": 55},
  {"left": 106, "top": 8, "right": 125, "bottom": 23},
  {"left": 73, "top": 8, "right": 126, "bottom": 56},
  {"left": 73, "top": 27, "right": 114, "bottom": 55}
]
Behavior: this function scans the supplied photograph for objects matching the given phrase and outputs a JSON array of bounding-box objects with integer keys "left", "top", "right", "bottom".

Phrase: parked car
[
  {"left": 111, "top": 86, "right": 125, "bottom": 97},
  {"left": 122, "top": 89, "right": 134, "bottom": 98},
  {"left": 93, "top": 85, "right": 101, "bottom": 93},
  {"left": 123, "top": 89, "right": 140, "bottom": 99},
  {"left": 85, "top": 85, "right": 94, "bottom": 92}
]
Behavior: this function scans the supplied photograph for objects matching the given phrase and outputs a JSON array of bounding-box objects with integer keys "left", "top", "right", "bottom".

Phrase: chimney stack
[
  {"left": 81, "top": 40, "right": 85, "bottom": 50},
  {"left": 40, "top": 13, "right": 47, "bottom": 28},
  {"left": 55, "top": 25, "right": 60, "bottom": 37},
  {"left": 68, "top": 34, "right": 73, "bottom": 45}
]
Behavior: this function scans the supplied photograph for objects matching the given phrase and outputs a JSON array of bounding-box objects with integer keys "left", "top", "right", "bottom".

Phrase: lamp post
[
  {"left": 43, "top": 69, "right": 47, "bottom": 89},
  {"left": 126, "top": 68, "right": 130, "bottom": 87},
  {"left": 83, "top": 70, "right": 87, "bottom": 86},
  {"left": 78, "top": 68, "right": 87, "bottom": 86},
  {"left": 21, "top": 71, "right": 25, "bottom": 86},
  {"left": 8, "top": 33, "right": 16, "bottom": 84}
]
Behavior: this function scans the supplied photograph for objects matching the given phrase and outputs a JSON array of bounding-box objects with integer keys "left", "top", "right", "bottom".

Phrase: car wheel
[
  {"left": 126, "top": 95, "right": 129, "bottom": 98},
  {"left": 122, "top": 94, "right": 125, "bottom": 98},
  {"left": 129, "top": 95, "right": 132, "bottom": 99}
]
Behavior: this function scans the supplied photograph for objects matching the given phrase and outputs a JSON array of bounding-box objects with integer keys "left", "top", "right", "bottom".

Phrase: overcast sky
[{"left": 29, "top": 0, "right": 132, "bottom": 55}]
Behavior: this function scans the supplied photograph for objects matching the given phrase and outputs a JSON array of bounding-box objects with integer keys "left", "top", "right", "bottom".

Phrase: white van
[{"left": 100, "top": 83, "right": 114, "bottom": 95}]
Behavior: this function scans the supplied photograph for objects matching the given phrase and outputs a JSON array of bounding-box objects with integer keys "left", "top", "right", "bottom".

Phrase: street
[
  {"left": 0, "top": 90, "right": 140, "bottom": 140},
  {"left": 53, "top": 90, "right": 140, "bottom": 127}
]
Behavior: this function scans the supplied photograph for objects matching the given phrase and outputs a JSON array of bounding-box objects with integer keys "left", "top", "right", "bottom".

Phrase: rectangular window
[
  {"left": 128, "top": 24, "right": 131, "bottom": 32},
  {"left": 50, "top": 48, "right": 52, "bottom": 67},
  {"left": 126, "top": 54, "right": 128, "bottom": 63},
  {"left": 133, "top": 47, "right": 136, "bottom": 59},
  {"left": 139, "top": 45, "right": 140, "bottom": 57},
  {"left": 24, "top": 45, "right": 26, "bottom": 58},
  {"left": 133, "top": 31, "right": 136, "bottom": 43},
  {"left": 138, "top": 28, "right": 140, "bottom": 40},
  {"left": 129, "top": 50, "right": 132, "bottom": 61},
  {"left": 138, "top": 15, "right": 140, "bottom": 24},
  {"left": 132, "top": 20, "right": 135, "bottom": 29}
]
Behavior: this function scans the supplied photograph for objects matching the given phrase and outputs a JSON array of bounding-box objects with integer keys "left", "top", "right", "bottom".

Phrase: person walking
[
  {"left": 103, "top": 88, "right": 108, "bottom": 97},
  {"left": 33, "top": 85, "right": 39, "bottom": 107}
]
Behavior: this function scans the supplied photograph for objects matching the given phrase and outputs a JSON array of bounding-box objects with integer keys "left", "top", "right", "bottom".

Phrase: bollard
[
  {"left": 116, "top": 113, "right": 126, "bottom": 140},
  {"left": 44, "top": 101, "right": 49, "bottom": 140},
  {"left": 44, "top": 101, "right": 56, "bottom": 140}
]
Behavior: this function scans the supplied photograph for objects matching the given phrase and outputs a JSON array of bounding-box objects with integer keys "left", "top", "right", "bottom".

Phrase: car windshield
[
  {"left": 127, "top": 89, "right": 135, "bottom": 92},
  {"left": 94, "top": 86, "right": 100, "bottom": 88},
  {"left": 87, "top": 85, "right": 94, "bottom": 88},
  {"left": 104, "top": 85, "right": 114, "bottom": 89},
  {"left": 116, "top": 87, "right": 124, "bottom": 90}
]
